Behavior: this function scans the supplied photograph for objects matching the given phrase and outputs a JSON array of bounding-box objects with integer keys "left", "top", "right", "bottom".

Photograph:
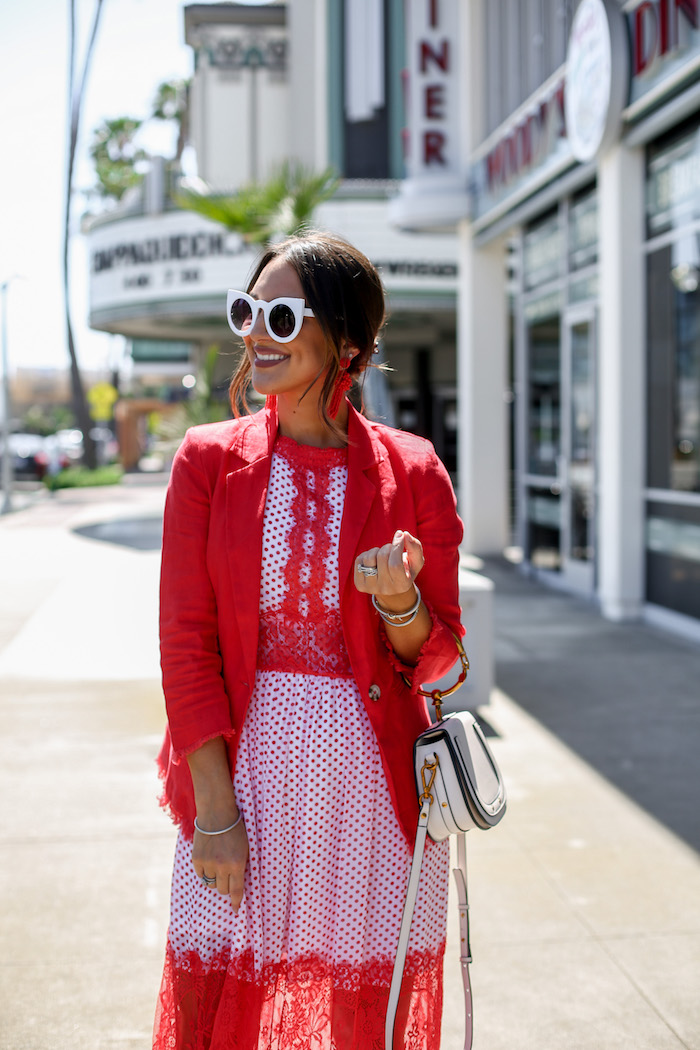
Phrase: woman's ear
[{"left": 341, "top": 344, "right": 362, "bottom": 370}]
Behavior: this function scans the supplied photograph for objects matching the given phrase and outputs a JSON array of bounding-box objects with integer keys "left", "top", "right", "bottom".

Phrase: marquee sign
[
  {"left": 87, "top": 201, "right": 458, "bottom": 334},
  {"left": 88, "top": 211, "right": 256, "bottom": 318}
]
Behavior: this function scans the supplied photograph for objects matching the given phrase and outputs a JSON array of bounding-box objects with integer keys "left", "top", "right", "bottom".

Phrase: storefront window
[
  {"left": 527, "top": 488, "right": 561, "bottom": 571},
  {"left": 645, "top": 121, "right": 700, "bottom": 621},
  {"left": 647, "top": 125, "right": 700, "bottom": 239},
  {"left": 520, "top": 193, "right": 598, "bottom": 592},
  {"left": 526, "top": 311, "right": 561, "bottom": 477},
  {"left": 647, "top": 247, "right": 700, "bottom": 494},
  {"left": 569, "top": 320, "right": 595, "bottom": 562},
  {"left": 523, "top": 212, "right": 561, "bottom": 290},
  {"left": 569, "top": 188, "right": 598, "bottom": 271},
  {"left": 646, "top": 502, "right": 700, "bottom": 619},
  {"left": 569, "top": 273, "right": 598, "bottom": 303}
]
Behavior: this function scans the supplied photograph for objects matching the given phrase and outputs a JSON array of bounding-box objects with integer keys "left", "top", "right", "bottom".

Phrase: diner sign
[{"left": 628, "top": 0, "right": 700, "bottom": 110}]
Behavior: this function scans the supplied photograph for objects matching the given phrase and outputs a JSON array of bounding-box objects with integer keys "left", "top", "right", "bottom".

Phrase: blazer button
[{"left": 369, "top": 684, "right": 381, "bottom": 702}]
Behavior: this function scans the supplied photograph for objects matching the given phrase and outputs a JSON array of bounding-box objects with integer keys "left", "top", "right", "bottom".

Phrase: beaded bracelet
[
  {"left": 194, "top": 812, "right": 243, "bottom": 836},
  {"left": 372, "top": 585, "right": 422, "bottom": 627}
]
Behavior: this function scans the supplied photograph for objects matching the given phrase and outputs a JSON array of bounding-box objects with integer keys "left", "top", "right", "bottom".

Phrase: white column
[
  {"left": 288, "top": 0, "right": 328, "bottom": 170},
  {"left": 597, "top": 144, "right": 646, "bottom": 621},
  {"left": 457, "top": 222, "right": 509, "bottom": 554}
]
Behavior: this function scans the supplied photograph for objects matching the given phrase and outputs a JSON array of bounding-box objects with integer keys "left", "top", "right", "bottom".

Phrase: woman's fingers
[
  {"left": 356, "top": 546, "right": 379, "bottom": 577},
  {"left": 229, "top": 873, "right": 245, "bottom": 912},
  {"left": 355, "top": 531, "right": 424, "bottom": 594},
  {"left": 400, "top": 531, "right": 425, "bottom": 577},
  {"left": 193, "top": 824, "right": 249, "bottom": 910}
]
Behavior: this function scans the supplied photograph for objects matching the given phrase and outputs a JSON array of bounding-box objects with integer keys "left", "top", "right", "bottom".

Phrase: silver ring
[
  {"left": 201, "top": 874, "right": 217, "bottom": 886},
  {"left": 357, "top": 563, "right": 378, "bottom": 577}
]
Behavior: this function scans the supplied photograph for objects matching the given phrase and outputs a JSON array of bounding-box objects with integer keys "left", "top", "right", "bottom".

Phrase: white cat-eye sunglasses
[{"left": 226, "top": 290, "right": 315, "bottom": 344}]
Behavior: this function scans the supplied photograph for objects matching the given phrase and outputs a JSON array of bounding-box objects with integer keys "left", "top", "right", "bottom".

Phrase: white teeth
[{"left": 256, "top": 352, "right": 286, "bottom": 362}]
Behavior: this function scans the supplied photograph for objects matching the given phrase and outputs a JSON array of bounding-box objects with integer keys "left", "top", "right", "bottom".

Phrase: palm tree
[
  {"left": 64, "top": 0, "right": 106, "bottom": 469},
  {"left": 176, "top": 162, "right": 340, "bottom": 245},
  {"left": 152, "top": 79, "right": 190, "bottom": 165},
  {"left": 89, "top": 116, "right": 148, "bottom": 201}
]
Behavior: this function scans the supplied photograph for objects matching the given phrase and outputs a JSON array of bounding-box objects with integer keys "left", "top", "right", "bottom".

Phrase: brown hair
[{"left": 229, "top": 231, "right": 385, "bottom": 433}]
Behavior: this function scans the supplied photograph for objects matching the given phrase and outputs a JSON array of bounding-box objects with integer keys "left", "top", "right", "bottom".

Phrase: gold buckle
[{"left": 418, "top": 756, "right": 439, "bottom": 805}]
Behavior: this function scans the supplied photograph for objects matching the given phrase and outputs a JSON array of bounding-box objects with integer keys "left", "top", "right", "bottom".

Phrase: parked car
[
  {"left": 54, "top": 428, "right": 84, "bottom": 464},
  {"left": 55, "top": 427, "right": 118, "bottom": 466},
  {"left": 6, "top": 434, "right": 51, "bottom": 479},
  {"left": 0, "top": 433, "right": 72, "bottom": 481}
]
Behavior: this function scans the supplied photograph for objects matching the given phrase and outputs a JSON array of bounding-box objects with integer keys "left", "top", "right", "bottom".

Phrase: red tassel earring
[{"left": 329, "top": 355, "right": 353, "bottom": 418}]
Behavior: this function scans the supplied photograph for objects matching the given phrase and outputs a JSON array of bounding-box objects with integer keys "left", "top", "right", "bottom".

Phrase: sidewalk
[{"left": 0, "top": 480, "right": 698, "bottom": 1049}]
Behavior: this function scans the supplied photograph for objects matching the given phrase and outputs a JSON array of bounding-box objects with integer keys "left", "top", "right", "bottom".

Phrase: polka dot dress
[{"left": 154, "top": 437, "right": 449, "bottom": 1050}]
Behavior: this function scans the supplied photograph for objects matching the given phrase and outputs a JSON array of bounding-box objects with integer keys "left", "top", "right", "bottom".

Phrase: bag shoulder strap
[{"left": 385, "top": 812, "right": 473, "bottom": 1050}]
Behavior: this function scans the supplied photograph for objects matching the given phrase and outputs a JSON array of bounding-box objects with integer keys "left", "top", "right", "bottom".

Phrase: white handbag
[{"left": 385, "top": 637, "right": 507, "bottom": 1050}]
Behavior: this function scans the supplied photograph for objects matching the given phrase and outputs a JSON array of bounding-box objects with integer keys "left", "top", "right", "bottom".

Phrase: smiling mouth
[{"left": 254, "top": 351, "right": 288, "bottom": 364}]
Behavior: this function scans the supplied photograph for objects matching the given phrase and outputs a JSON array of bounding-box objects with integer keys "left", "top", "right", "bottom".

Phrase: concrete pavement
[{"left": 0, "top": 478, "right": 698, "bottom": 1049}]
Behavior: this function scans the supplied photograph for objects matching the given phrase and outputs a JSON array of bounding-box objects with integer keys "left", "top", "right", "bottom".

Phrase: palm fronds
[{"left": 176, "top": 162, "right": 340, "bottom": 244}]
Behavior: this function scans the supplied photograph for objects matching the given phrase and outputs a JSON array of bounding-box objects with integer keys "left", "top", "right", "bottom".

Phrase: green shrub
[{"left": 43, "top": 465, "right": 124, "bottom": 491}]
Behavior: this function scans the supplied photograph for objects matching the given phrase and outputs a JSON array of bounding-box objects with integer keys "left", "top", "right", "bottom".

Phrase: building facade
[
  {"left": 393, "top": 0, "right": 700, "bottom": 637},
  {"left": 86, "top": 1, "right": 460, "bottom": 474}
]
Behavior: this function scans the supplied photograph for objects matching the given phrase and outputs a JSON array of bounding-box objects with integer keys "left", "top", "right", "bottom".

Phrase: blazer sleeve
[
  {"left": 384, "top": 446, "right": 464, "bottom": 691},
  {"left": 159, "top": 430, "right": 234, "bottom": 759}
]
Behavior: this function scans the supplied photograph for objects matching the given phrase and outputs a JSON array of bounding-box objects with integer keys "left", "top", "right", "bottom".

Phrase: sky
[{"left": 0, "top": 0, "right": 196, "bottom": 376}]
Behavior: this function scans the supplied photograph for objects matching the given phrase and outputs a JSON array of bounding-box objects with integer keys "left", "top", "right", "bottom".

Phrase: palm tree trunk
[{"left": 63, "top": 0, "right": 105, "bottom": 470}]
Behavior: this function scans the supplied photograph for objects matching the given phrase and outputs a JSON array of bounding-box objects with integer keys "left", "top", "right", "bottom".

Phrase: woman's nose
[{"left": 250, "top": 308, "right": 270, "bottom": 340}]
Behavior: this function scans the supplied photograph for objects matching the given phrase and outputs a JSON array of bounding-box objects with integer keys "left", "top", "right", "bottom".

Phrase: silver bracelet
[
  {"left": 194, "top": 812, "right": 242, "bottom": 836},
  {"left": 372, "top": 585, "right": 422, "bottom": 627}
]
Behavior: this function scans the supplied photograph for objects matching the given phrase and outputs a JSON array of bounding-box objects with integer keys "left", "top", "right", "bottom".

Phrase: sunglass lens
[
  {"left": 230, "top": 297, "right": 253, "bottom": 332},
  {"left": 269, "top": 303, "right": 296, "bottom": 340}
]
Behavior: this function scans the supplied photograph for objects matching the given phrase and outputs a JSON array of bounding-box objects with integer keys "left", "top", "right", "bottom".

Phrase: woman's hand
[
  {"left": 354, "top": 529, "right": 424, "bottom": 603},
  {"left": 354, "top": 530, "right": 432, "bottom": 667},
  {"left": 187, "top": 736, "right": 249, "bottom": 910},
  {"left": 192, "top": 814, "right": 249, "bottom": 911}
]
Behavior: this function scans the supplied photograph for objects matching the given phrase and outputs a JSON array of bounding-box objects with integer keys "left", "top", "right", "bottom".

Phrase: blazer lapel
[
  {"left": 338, "top": 406, "right": 383, "bottom": 592},
  {"left": 225, "top": 406, "right": 277, "bottom": 682}
]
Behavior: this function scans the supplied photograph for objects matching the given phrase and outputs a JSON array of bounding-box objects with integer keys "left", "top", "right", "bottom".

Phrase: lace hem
[{"left": 153, "top": 943, "right": 445, "bottom": 1050}]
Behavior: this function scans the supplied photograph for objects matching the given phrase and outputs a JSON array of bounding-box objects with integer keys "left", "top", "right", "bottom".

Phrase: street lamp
[{"left": 1, "top": 275, "right": 24, "bottom": 515}]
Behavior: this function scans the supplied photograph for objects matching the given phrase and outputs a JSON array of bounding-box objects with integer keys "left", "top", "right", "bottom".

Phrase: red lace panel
[
  {"left": 256, "top": 437, "right": 352, "bottom": 678},
  {"left": 153, "top": 944, "right": 445, "bottom": 1050}
]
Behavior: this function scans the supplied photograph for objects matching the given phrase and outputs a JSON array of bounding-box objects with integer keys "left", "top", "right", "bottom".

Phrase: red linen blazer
[{"left": 157, "top": 401, "right": 464, "bottom": 843}]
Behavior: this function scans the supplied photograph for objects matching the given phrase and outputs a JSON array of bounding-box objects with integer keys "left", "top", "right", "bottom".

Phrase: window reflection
[
  {"left": 527, "top": 315, "right": 561, "bottom": 476},
  {"left": 647, "top": 245, "right": 700, "bottom": 494}
]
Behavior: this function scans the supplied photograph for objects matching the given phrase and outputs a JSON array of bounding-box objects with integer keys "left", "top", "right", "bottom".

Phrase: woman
[{"left": 154, "top": 232, "right": 464, "bottom": 1050}]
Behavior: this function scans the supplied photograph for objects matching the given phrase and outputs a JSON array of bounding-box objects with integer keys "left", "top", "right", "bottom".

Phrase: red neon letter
[
  {"left": 518, "top": 119, "right": 532, "bottom": 168},
  {"left": 419, "top": 39, "right": 449, "bottom": 73},
  {"left": 425, "top": 84, "right": 445, "bottom": 119},
  {"left": 634, "top": 1, "right": 658, "bottom": 75},
  {"left": 675, "top": 0, "right": 698, "bottom": 27},
  {"left": 659, "top": 0, "right": 669, "bottom": 54},
  {"left": 487, "top": 144, "right": 504, "bottom": 189},
  {"left": 423, "top": 131, "right": 446, "bottom": 165},
  {"left": 672, "top": 0, "right": 698, "bottom": 46},
  {"left": 429, "top": 0, "right": 439, "bottom": 29}
]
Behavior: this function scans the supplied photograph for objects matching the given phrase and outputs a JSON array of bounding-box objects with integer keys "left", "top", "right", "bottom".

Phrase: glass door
[
  {"left": 522, "top": 303, "right": 596, "bottom": 593},
  {"left": 562, "top": 307, "right": 596, "bottom": 592},
  {"left": 523, "top": 308, "right": 563, "bottom": 572}
]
